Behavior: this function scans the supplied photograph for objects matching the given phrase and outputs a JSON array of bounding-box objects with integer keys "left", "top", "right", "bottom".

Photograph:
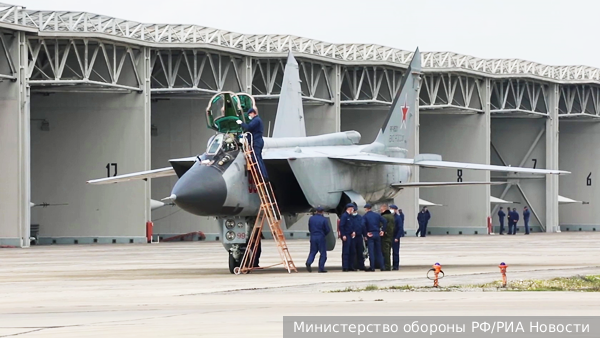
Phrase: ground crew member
[
  {"left": 510, "top": 208, "right": 519, "bottom": 235},
  {"left": 237, "top": 108, "right": 269, "bottom": 181},
  {"left": 362, "top": 204, "right": 386, "bottom": 271},
  {"left": 498, "top": 207, "right": 506, "bottom": 235},
  {"left": 390, "top": 205, "right": 404, "bottom": 270},
  {"left": 253, "top": 232, "right": 265, "bottom": 267},
  {"left": 350, "top": 203, "right": 365, "bottom": 271},
  {"left": 416, "top": 206, "right": 431, "bottom": 237},
  {"left": 507, "top": 209, "right": 512, "bottom": 234},
  {"left": 306, "top": 206, "right": 330, "bottom": 273},
  {"left": 339, "top": 204, "right": 354, "bottom": 272},
  {"left": 523, "top": 206, "right": 531, "bottom": 235},
  {"left": 380, "top": 204, "right": 395, "bottom": 271}
]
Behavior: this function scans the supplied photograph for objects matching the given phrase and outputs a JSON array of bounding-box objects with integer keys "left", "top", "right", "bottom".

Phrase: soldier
[
  {"left": 350, "top": 203, "right": 366, "bottom": 271},
  {"left": 380, "top": 204, "right": 395, "bottom": 271},
  {"left": 507, "top": 208, "right": 513, "bottom": 235},
  {"left": 362, "top": 204, "right": 387, "bottom": 271},
  {"left": 390, "top": 205, "right": 404, "bottom": 270},
  {"left": 416, "top": 206, "right": 431, "bottom": 237},
  {"left": 511, "top": 208, "right": 519, "bottom": 235},
  {"left": 237, "top": 108, "right": 268, "bottom": 182},
  {"left": 339, "top": 204, "right": 354, "bottom": 272},
  {"left": 305, "top": 206, "right": 330, "bottom": 273},
  {"left": 498, "top": 207, "right": 506, "bottom": 235},
  {"left": 523, "top": 206, "right": 530, "bottom": 235}
]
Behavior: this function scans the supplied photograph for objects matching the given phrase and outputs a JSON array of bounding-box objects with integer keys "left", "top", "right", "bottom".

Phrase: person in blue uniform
[
  {"left": 305, "top": 206, "right": 330, "bottom": 273},
  {"left": 416, "top": 206, "right": 431, "bottom": 237},
  {"left": 523, "top": 206, "right": 531, "bottom": 235},
  {"left": 237, "top": 108, "right": 269, "bottom": 181},
  {"left": 390, "top": 205, "right": 404, "bottom": 270},
  {"left": 361, "top": 203, "right": 387, "bottom": 271},
  {"left": 510, "top": 208, "right": 519, "bottom": 235},
  {"left": 338, "top": 204, "right": 354, "bottom": 272},
  {"left": 498, "top": 207, "right": 506, "bottom": 235},
  {"left": 350, "top": 203, "right": 366, "bottom": 271}
]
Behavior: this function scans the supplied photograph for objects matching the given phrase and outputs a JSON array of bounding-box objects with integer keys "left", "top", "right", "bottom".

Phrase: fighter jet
[{"left": 88, "top": 48, "right": 569, "bottom": 272}]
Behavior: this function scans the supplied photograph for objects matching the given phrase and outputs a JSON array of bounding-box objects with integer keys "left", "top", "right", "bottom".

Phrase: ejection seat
[{"left": 206, "top": 92, "right": 257, "bottom": 134}]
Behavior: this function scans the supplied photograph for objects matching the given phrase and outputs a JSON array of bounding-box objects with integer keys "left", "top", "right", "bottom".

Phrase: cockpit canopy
[{"left": 206, "top": 92, "right": 256, "bottom": 134}]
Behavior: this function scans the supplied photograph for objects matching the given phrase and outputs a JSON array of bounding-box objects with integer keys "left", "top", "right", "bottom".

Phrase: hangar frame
[{"left": 0, "top": 2, "right": 598, "bottom": 246}]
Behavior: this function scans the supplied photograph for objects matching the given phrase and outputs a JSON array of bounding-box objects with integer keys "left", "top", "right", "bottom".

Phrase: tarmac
[{"left": 1, "top": 232, "right": 600, "bottom": 337}]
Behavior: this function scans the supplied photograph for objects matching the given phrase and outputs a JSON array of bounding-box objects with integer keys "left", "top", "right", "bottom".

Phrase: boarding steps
[{"left": 234, "top": 133, "right": 297, "bottom": 274}]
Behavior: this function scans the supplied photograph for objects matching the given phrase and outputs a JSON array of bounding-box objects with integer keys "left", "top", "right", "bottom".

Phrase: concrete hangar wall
[{"left": 1, "top": 6, "right": 599, "bottom": 247}]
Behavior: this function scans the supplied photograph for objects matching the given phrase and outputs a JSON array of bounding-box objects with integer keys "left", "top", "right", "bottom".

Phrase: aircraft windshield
[{"left": 207, "top": 134, "right": 223, "bottom": 154}]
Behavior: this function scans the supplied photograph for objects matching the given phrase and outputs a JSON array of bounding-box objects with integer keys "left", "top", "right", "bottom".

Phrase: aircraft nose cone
[{"left": 171, "top": 163, "right": 227, "bottom": 216}]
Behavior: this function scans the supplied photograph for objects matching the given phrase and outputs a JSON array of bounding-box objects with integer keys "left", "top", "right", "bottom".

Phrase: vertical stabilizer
[
  {"left": 271, "top": 52, "right": 306, "bottom": 138},
  {"left": 374, "top": 48, "right": 422, "bottom": 150}
]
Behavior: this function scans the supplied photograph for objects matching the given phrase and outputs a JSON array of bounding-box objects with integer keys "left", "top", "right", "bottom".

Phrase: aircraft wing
[
  {"left": 414, "top": 160, "right": 569, "bottom": 175},
  {"left": 328, "top": 155, "right": 569, "bottom": 175},
  {"left": 87, "top": 167, "right": 175, "bottom": 185},
  {"left": 392, "top": 181, "right": 506, "bottom": 188},
  {"left": 328, "top": 154, "right": 415, "bottom": 165}
]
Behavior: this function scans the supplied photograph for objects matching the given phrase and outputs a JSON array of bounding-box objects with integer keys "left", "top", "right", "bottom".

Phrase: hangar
[{"left": 0, "top": 4, "right": 596, "bottom": 247}]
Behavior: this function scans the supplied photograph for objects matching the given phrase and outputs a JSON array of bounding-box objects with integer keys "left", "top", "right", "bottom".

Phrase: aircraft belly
[
  {"left": 351, "top": 164, "right": 410, "bottom": 203},
  {"left": 287, "top": 158, "right": 341, "bottom": 209}
]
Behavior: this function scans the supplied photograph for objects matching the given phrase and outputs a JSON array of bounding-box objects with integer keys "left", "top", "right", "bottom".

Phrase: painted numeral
[
  {"left": 457, "top": 169, "right": 463, "bottom": 182},
  {"left": 106, "top": 163, "right": 117, "bottom": 177},
  {"left": 588, "top": 172, "right": 592, "bottom": 186},
  {"left": 532, "top": 158, "right": 537, "bottom": 169}
]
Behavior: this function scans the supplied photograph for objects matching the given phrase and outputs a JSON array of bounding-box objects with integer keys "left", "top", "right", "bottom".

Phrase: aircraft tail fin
[
  {"left": 271, "top": 51, "right": 306, "bottom": 138},
  {"left": 374, "top": 47, "right": 422, "bottom": 150}
]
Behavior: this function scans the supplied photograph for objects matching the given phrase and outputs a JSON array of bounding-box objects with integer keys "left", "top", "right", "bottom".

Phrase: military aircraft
[{"left": 88, "top": 48, "right": 569, "bottom": 273}]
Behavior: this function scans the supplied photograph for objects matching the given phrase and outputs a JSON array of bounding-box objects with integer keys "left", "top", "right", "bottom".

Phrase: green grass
[
  {"left": 470, "top": 275, "right": 600, "bottom": 292},
  {"left": 326, "top": 275, "right": 600, "bottom": 293}
]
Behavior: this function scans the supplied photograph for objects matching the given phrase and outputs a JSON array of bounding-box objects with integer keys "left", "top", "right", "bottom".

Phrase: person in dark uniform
[
  {"left": 390, "top": 205, "right": 404, "bottom": 270},
  {"left": 380, "top": 204, "right": 395, "bottom": 271},
  {"left": 350, "top": 203, "right": 366, "bottom": 271},
  {"left": 523, "top": 206, "right": 531, "bottom": 235},
  {"left": 510, "top": 208, "right": 519, "bottom": 235},
  {"left": 507, "top": 209, "right": 513, "bottom": 235},
  {"left": 416, "top": 206, "right": 431, "bottom": 237},
  {"left": 498, "top": 207, "right": 506, "bottom": 235},
  {"left": 253, "top": 232, "right": 265, "bottom": 267},
  {"left": 362, "top": 204, "right": 387, "bottom": 271},
  {"left": 305, "top": 206, "right": 330, "bottom": 273},
  {"left": 237, "top": 108, "right": 269, "bottom": 181},
  {"left": 338, "top": 204, "right": 354, "bottom": 272}
]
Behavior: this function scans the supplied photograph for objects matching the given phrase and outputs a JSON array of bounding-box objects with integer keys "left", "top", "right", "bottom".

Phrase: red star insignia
[{"left": 401, "top": 102, "right": 409, "bottom": 121}]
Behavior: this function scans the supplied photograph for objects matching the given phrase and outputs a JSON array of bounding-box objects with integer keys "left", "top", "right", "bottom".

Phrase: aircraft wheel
[{"left": 228, "top": 252, "right": 238, "bottom": 274}]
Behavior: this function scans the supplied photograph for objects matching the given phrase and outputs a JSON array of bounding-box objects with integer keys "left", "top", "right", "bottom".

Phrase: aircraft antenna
[{"left": 235, "top": 133, "right": 297, "bottom": 275}]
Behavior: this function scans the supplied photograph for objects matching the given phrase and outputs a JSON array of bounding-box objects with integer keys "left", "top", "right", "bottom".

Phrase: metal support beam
[
  {"left": 18, "top": 31, "right": 30, "bottom": 247},
  {"left": 516, "top": 183, "right": 543, "bottom": 229},
  {"left": 333, "top": 64, "right": 341, "bottom": 132},
  {"left": 143, "top": 46, "right": 152, "bottom": 223},
  {"left": 482, "top": 78, "right": 491, "bottom": 224},
  {"left": 490, "top": 127, "right": 545, "bottom": 222},
  {"left": 546, "top": 83, "right": 560, "bottom": 232}
]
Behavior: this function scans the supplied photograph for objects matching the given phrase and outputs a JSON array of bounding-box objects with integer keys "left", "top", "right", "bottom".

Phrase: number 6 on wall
[{"left": 588, "top": 172, "right": 592, "bottom": 186}]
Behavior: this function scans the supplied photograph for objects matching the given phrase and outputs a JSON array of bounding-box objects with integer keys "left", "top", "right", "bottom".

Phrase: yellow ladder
[{"left": 235, "top": 133, "right": 297, "bottom": 274}]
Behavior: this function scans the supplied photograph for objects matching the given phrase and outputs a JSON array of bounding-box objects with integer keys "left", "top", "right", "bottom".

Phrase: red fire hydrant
[
  {"left": 499, "top": 262, "right": 508, "bottom": 287},
  {"left": 146, "top": 221, "right": 153, "bottom": 243}
]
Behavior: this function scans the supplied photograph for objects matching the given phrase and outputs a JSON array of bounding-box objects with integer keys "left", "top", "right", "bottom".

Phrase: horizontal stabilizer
[
  {"left": 392, "top": 181, "right": 506, "bottom": 188},
  {"left": 330, "top": 155, "right": 569, "bottom": 175},
  {"left": 415, "top": 160, "right": 570, "bottom": 175},
  {"left": 87, "top": 167, "right": 175, "bottom": 185}
]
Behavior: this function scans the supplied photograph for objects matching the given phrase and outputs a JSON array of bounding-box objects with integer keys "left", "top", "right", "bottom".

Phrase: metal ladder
[{"left": 234, "top": 133, "right": 297, "bottom": 274}]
